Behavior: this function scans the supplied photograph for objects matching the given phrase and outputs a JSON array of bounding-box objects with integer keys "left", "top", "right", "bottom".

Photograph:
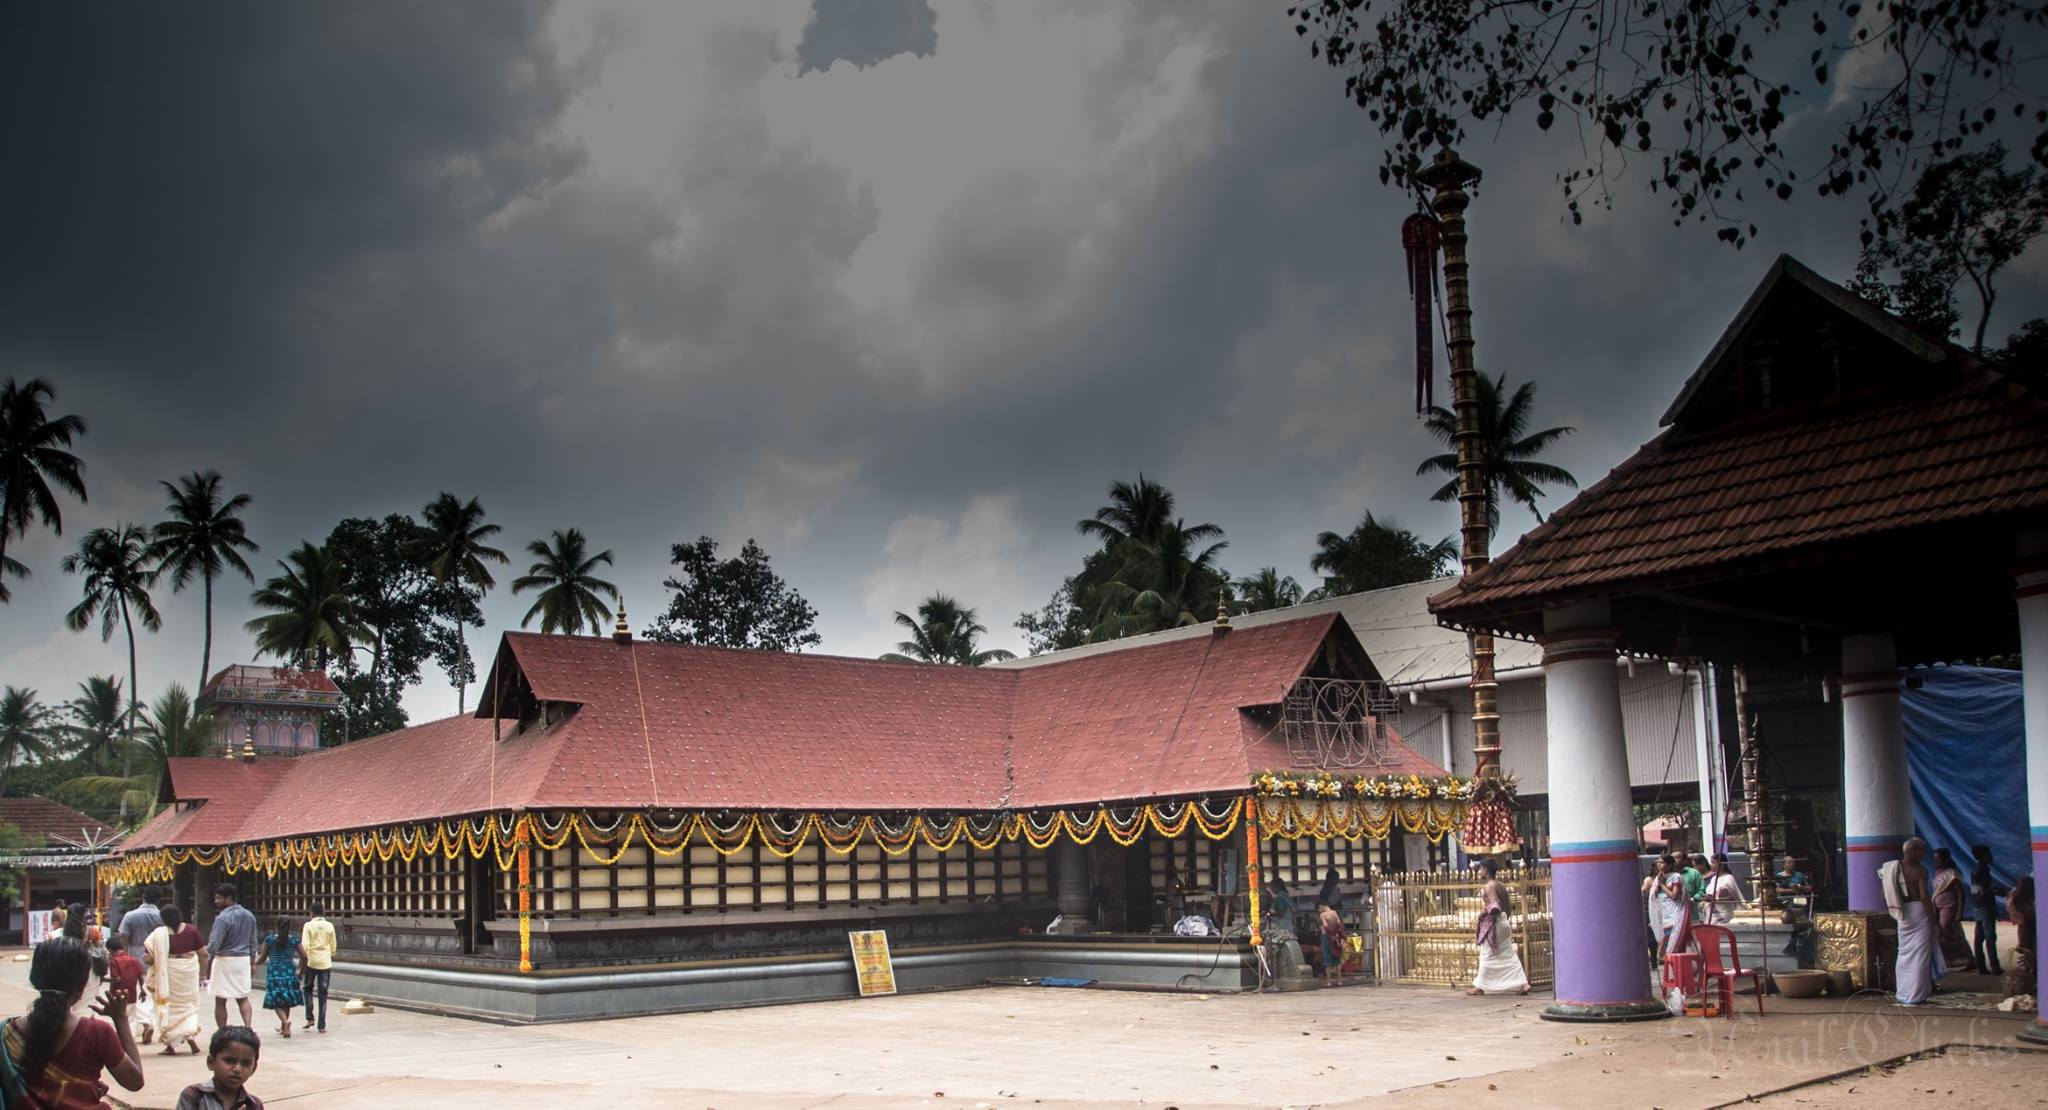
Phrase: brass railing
[{"left": 1371, "top": 866, "right": 1553, "bottom": 987}]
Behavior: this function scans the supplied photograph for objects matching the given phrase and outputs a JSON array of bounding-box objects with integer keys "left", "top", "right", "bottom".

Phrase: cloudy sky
[{"left": 4, "top": 0, "right": 2043, "bottom": 725}]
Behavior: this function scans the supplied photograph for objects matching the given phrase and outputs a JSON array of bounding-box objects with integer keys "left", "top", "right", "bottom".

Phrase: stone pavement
[{"left": 2, "top": 953, "right": 2039, "bottom": 1108}]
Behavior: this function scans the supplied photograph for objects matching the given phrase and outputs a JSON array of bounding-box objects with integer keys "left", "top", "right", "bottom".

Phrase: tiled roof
[
  {"left": 124, "top": 614, "right": 1446, "bottom": 849},
  {"left": 199, "top": 664, "right": 341, "bottom": 700},
  {"left": 1431, "top": 257, "right": 2048, "bottom": 628},
  {"left": 0, "top": 797, "right": 119, "bottom": 849}
]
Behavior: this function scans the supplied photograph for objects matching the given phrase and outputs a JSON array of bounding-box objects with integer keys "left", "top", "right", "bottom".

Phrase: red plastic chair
[{"left": 1691, "top": 924, "right": 1764, "bottom": 1018}]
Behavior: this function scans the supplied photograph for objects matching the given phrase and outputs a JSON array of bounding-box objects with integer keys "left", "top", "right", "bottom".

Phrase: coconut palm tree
[
  {"left": 880, "top": 595, "right": 1017, "bottom": 665},
  {"left": 1308, "top": 513, "right": 1458, "bottom": 596},
  {"left": 63, "top": 685, "right": 220, "bottom": 822},
  {"left": 150, "top": 470, "right": 259, "bottom": 691},
  {"left": 64, "top": 676, "right": 125, "bottom": 774},
  {"left": 417, "top": 494, "right": 507, "bottom": 712},
  {"left": 1416, "top": 371, "right": 1579, "bottom": 536},
  {"left": 245, "top": 542, "right": 368, "bottom": 672},
  {"left": 1232, "top": 568, "right": 1304, "bottom": 614},
  {"left": 0, "top": 378, "right": 88, "bottom": 603},
  {"left": 0, "top": 687, "right": 58, "bottom": 793},
  {"left": 511, "top": 528, "right": 618, "bottom": 635},
  {"left": 60, "top": 525, "right": 161, "bottom": 752},
  {"left": 1077, "top": 473, "right": 1222, "bottom": 552},
  {"left": 1089, "top": 520, "right": 1229, "bottom": 639}
]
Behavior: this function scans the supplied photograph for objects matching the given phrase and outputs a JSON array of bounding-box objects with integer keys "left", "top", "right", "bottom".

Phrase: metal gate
[{"left": 1371, "top": 865, "right": 1553, "bottom": 987}]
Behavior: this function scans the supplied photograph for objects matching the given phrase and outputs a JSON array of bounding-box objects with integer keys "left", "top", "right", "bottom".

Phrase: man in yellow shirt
[{"left": 299, "top": 902, "right": 337, "bottom": 1033}]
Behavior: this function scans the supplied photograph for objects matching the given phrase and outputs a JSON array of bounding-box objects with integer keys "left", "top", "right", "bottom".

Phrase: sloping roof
[
  {"left": 994, "top": 577, "right": 1541, "bottom": 685},
  {"left": 199, "top": 664, "right": 341, "bottom": 701},
  {"left": 1431, "top": 257, "right": 2048, "bottom": 632},
  {"left": 0, "top": 797, "right": 119, "bottom": 849},
  {"left": 123, "top": 614, "right": 1446, "bottom": 849}
]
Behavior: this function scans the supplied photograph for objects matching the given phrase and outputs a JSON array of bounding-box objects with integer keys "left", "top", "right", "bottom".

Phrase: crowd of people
[
  {"left": 6, "top": 881, "right": 339, "bottom": 1109},
  {"left": 1883, "top": 838, "right": 2036, "bottom": 1006}
]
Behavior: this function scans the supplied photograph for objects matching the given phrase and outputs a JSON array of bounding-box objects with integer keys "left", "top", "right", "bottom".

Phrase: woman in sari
[
  {"left": 1655, "top": 854, "right": 1692, "bottom": 958},
  {"left": 2, "top": 936, "right": 145, "bottom": 1110},
  {"left": 142, "top": 905, "right": 204, "bottom": 1056},
  {"left": 1466, "top": 857, "right": 1531, "bottom": 995},
  {"left": 1703, "top": 854, "right": 1746, "bottom": 925},
  {"left": 1929, "top": 848, "right": 1974, "bottom": 969}
]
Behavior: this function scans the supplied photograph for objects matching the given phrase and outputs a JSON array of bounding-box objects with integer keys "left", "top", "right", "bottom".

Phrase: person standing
[
  {"left": 298, "top": 902, "right": 335, "bottom": 1034},
  {"left": 1465, "top": 857, "right": 1531, "bottom": 996},
  {"left": 2, "top": 936, "right": 146, "bottom": 1104},
  {"left": 1316, "top": 901, "right": 1347, "bottom": 986},
  {"left": 1883, "top": 837, "right": 1942, "bottom": 1005},
  {"left": 256, "top": 918, "right": 302, "bottom": 1039},
  {"left": 1968, "top": 845, "right": 2007, "bottom": 975},
  {"left": 1929, "top": 848, "right": 1974, "bottom": 969},
  {"left": 1682, "top": 855, "right": 1709, "bottom": 923},
  {"left": 205, "top": 883, "right": 258, "bottom": 1033},
  {"left": 148, "top": 904, "right": 206, "bottom": 1056},
  {"left": 1703, "top": 854, "right": 1745, "bottom": 925},
  {"left": 118, "top": 886, "right": 165, "bottom": 1045}
]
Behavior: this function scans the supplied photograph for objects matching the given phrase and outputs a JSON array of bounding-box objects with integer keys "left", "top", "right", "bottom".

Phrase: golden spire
[
  {"left": 613, "top": 594, "right": 632, "bottom": 643},
  {"left": 1215, "top": 592, "right": 1232, "bottom": 632}
]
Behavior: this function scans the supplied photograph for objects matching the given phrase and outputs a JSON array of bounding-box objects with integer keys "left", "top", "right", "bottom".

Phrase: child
[
  {"left": 257, "top": 916, "right": 303, "bottom": 1038},
  {"left": 177, "top": 1025, "right": 264, "bottom": 1110},
  {"left": 106, "top": 934, "right": 148, "bottom": 1017}
]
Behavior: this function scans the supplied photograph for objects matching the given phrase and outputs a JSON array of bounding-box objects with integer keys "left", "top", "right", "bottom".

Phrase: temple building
[
  {"left": 114, "top": 610, "right": 1470, "bottom": 1021},
  {"left": 1429, "top": 256, "right": 2048, "bottom": 1030},
  {"left": 196, "top": 665, "right": 342, "bottom": 756}
]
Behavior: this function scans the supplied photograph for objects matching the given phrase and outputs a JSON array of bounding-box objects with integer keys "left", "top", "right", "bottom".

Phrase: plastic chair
[{"left": 1691, "top": 924, "right": 1764, "bottom": 1018}]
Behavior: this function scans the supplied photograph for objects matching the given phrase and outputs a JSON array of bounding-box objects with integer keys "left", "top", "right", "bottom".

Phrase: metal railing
[{"left": 1371, "top": 866, "right": 1553, "bottom": 987}]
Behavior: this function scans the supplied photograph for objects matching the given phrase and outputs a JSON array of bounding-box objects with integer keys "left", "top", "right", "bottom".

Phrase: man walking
[
  {"left": 117, "top": 886, "right": 164, "bottom": 1043},
  {"left": 300, "top": 901, "right": 335, "bottom": 1033},
  {"left": 204, "top": 882, "right": 258, "bottom": 1030},
  {"left": 1969, "top": 845, "right": 2007, "bottom": 975}
]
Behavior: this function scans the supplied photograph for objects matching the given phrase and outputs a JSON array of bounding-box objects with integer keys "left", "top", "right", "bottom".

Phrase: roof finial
[
  {"left": 613, "top": 593, "right": 632, "bottom": 644},
  {"left": 1214, "top": 592, "right": 1232, "bottom": 634},
  {"left": 241, "top": 722, "right": 256, "bottom": 763}
]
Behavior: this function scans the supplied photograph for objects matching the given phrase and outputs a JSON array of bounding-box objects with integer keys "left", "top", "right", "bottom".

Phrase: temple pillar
[
  {"left": 1054, "top": 839, "right": 1092, "bottom": 933},
  {"left": 1841, "top": 633, "right": 1912, "bottom": 913},
  {"left": 2016, "top": 554, "right": 2048, "bottom": 1044},
  {"left": 1539, "top": 601, "right": 1665, "bottom": 1022}
]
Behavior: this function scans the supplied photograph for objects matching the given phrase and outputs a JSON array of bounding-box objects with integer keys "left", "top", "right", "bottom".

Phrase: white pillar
[
  {"left": 1541, "top": 601, "right": 1662, "bottom": 1021},
  {"left": 1841, "top": 633, "right": 1912, "bottom": 912},
  {"left": 1690, "top": 664, "right": 1728, "bottom": 855},
  {"left": 2016, "top": 556, "right": 2048, "bottom": 1043}
]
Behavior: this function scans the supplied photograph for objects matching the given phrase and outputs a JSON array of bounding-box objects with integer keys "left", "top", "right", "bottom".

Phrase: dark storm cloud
[{"left": 796, "top": 0, "right": 938, "bottom": 74}]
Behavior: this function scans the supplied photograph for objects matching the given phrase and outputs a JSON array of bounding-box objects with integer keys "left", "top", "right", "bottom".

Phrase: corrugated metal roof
[{"left": 994, "top": 577, "right": 1539, "bottom": 685}]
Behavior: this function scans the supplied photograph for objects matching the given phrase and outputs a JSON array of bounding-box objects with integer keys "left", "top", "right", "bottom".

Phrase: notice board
[{"left": 848, "top": 929, "right": 896, "bottom": 997}]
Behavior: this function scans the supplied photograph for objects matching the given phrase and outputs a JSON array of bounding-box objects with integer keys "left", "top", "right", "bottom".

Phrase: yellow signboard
[{"left": 848, "top": 929, "right": 896, "bottom": 997}]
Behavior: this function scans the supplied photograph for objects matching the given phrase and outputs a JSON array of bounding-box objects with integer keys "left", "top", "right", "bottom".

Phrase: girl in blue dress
[{"left": 258, "top": 916, "right": 305, "bottom": 1038}]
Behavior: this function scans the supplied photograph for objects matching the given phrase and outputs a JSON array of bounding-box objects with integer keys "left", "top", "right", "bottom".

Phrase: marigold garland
[{"left": 104, "top": 793, "right": 1454, "bottom": 890}]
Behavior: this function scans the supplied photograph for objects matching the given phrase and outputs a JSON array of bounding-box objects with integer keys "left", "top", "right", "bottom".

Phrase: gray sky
[{"left": 3, "top": 0, "right": 2043, "bottom": 725}]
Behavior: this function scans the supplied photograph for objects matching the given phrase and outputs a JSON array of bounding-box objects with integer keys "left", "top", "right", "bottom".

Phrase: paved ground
[{"left": 2, "top": 953, "right": 2039, "bottom": 1108}]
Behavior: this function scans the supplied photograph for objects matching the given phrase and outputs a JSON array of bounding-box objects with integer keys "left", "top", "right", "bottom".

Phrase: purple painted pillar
[
  {"left": 2016, "top": 556, "right": 2048, "bottom": 1045},
  {"left": 1540, "top": 602, "right": 1665, "bottom": 1022}
]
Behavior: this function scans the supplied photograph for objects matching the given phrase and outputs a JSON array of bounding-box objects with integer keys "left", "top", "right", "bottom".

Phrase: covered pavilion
[
  {"left": 109, "top": 609, "right": 1464, "bottom": 1020},
  {"left": 1430, "top": 255, "right": 2048, "bottom": 1031}
]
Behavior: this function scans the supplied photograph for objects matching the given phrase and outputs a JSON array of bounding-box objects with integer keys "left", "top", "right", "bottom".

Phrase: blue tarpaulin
[{"left": 1901, "top": 664, "right": 2030, "bottom": 897}]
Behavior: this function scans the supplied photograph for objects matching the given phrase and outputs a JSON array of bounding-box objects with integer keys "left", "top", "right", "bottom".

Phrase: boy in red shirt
[{"left": 106, "top": 933, "right": 146, "bottom": 1008}]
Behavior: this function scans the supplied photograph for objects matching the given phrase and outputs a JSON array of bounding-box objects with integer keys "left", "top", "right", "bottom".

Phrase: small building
[
  {"left": 112, "top": 612, "right": 1464, "bottom": 1021},
  {"left": 0, "top": 797, "right": 122, "bottom": 942},
  {"left": 196, "top": 665, "right": 342, "bottom": 756}
]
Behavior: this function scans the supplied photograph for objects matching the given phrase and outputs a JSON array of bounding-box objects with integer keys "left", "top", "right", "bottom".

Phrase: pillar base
[
  {"left": 1540, "top": 999, "right": 1671, "bottom": 1023},
  {"left": 2019, "top": 1022, "right": 2048, "bottom": 1047}
]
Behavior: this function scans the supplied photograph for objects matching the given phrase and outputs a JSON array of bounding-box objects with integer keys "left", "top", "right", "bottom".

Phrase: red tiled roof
[
  {"left": 0, "top": 797, "right": 119, "bottom": 848},
  {"left": 199, "top": 664, "right": 341, "bottom": 701},
  {"left": 123, "top": 613, "right": 1445, "bottom": 849},
  {"left": 1431, "top": 258, "right": 2048, "bottom": 626}
]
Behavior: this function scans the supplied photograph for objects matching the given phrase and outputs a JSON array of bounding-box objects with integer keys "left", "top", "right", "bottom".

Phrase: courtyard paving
[{"left": 2, "top": 954, "right": 2039, "bottom": 1108}]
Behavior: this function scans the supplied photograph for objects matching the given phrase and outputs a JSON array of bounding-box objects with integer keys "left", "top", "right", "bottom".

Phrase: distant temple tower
[{"left": 196, "top": 665, "right": 343, "bottom": 756}]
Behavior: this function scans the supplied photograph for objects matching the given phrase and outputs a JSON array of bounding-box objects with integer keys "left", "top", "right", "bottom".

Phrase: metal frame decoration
[{"left": 1281, "top": 676, "right": 1399, "bottom": 769}]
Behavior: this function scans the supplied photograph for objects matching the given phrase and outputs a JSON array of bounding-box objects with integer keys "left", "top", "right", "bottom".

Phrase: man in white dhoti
[
  {"left": 1883, "top": 837, "right": 1945, "bottom": 1005},
  {"left": 1466, "top": 857, "right": 1531, "bottom": 995}
]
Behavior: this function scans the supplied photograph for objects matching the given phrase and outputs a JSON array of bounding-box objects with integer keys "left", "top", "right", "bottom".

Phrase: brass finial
[
  {"left": 613, "top": 594, "right": 632, "bottom": 644},
  {"left": 1215, "top": 593, "right": 1232, "bottom": 633},
  {"left": 241, "top": 722, "right": 256, "bottom": 762}
]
